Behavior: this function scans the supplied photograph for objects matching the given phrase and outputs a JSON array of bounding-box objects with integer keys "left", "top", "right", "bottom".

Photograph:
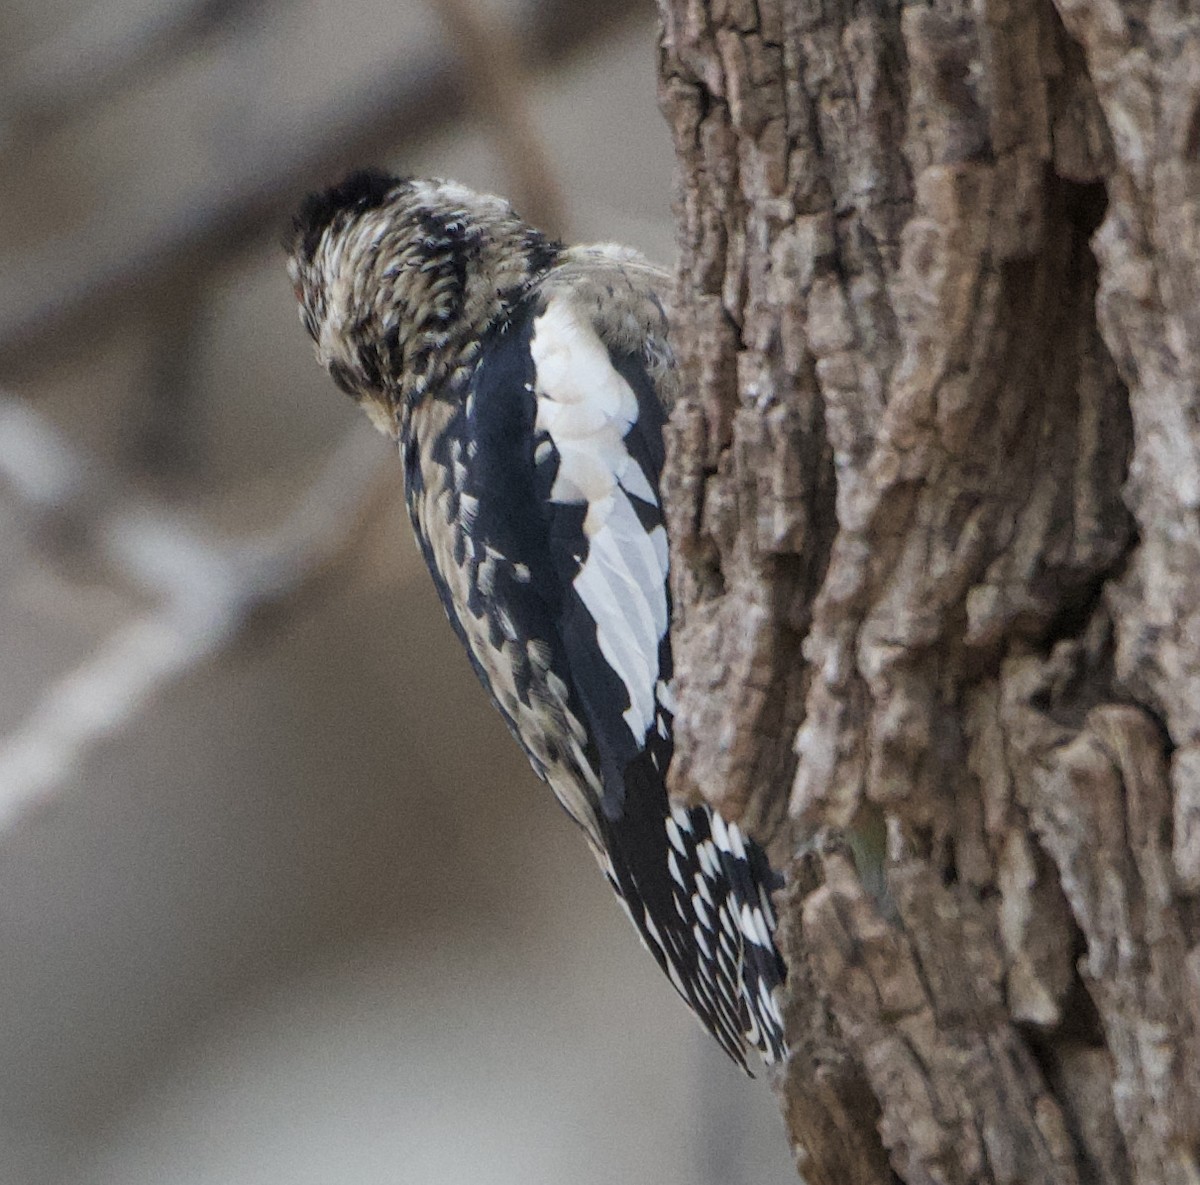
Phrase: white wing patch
[{"left": 530, "top": 295, "right": 669, "bottom": 741}]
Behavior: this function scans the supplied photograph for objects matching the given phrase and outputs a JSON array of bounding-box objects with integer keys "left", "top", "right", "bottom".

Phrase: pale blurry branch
[
  {"left": 430, "top": 0, "right": 566, "bottom": 236},
  {"left": 0, "top": 397, "right": 395, "bottom": 824}
]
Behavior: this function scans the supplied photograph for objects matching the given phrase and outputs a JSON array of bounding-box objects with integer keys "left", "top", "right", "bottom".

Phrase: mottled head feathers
[
  {"left": 285, "top": 171, "right": 561, "bottom": 434},
  {"left": 288, "top": 167, "right": 400, "bottom": 267}
]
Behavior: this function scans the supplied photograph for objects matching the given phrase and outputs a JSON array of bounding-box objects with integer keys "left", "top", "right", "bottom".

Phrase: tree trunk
[{"left": 656, "top": 2, "right": 1200, "bottom": 1182}]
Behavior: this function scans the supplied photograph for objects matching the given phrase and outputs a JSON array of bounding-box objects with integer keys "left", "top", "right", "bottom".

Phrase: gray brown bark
[{"left": 656, "top": 1, "right": 1200, "bottom": 1182}]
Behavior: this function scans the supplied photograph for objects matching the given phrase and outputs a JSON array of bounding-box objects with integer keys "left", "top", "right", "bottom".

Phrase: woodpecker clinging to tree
[{"left": 285, "top": 170, "right": 787, "bottom": 1069}]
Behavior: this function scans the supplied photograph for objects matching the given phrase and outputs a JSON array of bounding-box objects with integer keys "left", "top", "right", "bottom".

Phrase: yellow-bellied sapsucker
[{"left": 285, "top": 170, "right": 786, "bottom": 1069}]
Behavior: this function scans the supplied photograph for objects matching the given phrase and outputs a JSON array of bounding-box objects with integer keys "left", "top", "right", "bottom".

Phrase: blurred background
[{"left": 0, "top": 1, "right": 796, "bottom": 1181}]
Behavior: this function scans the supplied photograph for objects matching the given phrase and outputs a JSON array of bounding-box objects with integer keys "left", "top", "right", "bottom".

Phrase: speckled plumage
[{"left": 286, "top": 171, "right": 787, "bottom": 1070}]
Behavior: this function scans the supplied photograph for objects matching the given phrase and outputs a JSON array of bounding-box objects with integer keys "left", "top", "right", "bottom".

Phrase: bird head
[{"left": 285, "top": 169, "right": 559, "bottom": 437}]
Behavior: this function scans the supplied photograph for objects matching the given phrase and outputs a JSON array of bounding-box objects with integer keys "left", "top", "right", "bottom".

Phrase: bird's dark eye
[{"left": 328, "top": 360, "right": 358, "bottom": 397}]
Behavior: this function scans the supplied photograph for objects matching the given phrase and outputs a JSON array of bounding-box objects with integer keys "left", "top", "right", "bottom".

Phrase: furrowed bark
[{"left": 657, "top": 0, "right": 1200, "bottom": 1180}]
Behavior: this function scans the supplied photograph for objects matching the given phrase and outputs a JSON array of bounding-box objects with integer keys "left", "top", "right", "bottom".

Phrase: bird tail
[{"left": 671, "top": 802, "right": 788, "bottom": 1068}]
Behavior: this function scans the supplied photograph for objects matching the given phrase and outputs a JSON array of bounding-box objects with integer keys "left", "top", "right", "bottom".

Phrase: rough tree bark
[{"left": 657, "top": 1, "right": 1200, "bottom": 1182}]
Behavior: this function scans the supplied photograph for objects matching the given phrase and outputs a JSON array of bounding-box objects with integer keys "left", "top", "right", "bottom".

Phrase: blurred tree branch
[
  {"left": 430, "top": 0, "right": 566, "bottom": 236},
  {"left": 0, "top": 397, "right": 395, "bottom": 822}
]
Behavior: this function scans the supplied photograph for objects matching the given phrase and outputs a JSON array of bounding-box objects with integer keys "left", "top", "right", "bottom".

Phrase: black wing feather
[{"left": 413, "top": 295, "right": 786, "bottom": 1069}]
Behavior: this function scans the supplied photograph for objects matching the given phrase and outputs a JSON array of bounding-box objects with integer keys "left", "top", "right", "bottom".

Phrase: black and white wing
[{"left": 407, "top": 286, "right": 787, "bottom": 1068}]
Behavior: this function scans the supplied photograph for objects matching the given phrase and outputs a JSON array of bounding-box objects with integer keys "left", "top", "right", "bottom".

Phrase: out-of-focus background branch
[
  {"left": 0, "top": 400, "right": 391, "bottom": 822},
  {"left": 0, "top": 1, "right": 795, "bottom": 1182}
]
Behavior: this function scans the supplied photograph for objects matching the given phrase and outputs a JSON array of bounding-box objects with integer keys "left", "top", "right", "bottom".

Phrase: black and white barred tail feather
[{"left": 285, "top": 170, "right": 787, "bottom": 1069}]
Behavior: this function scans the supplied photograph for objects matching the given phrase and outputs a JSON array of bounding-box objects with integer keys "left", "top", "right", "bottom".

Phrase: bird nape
[{"left": 285, "top": 170, "right": 788, "bottom": 1071}]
